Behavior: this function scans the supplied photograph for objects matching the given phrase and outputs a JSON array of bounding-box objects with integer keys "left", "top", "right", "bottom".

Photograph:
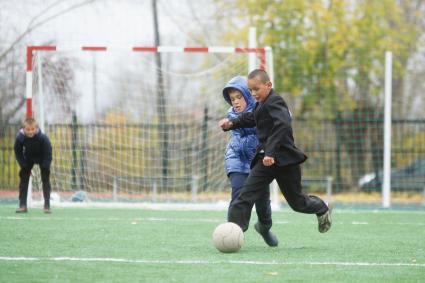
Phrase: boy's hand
[
  {"left": 263, "top": 156, "right": 275, "bottom": 166},
  {"left": 219, "top": 118, "right": 233, "bottom": 130}
]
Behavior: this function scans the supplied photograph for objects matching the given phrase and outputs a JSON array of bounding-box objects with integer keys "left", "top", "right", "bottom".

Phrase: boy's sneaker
[
  {"left": 15, "top": 206, "right": 28, "bottom": 213},
  {"left": 43, "top": 207, "right": 52, "bottom": 214},
  {"left": 254, "top": 222, "right": 279, "bottom": 247},
  {"left": 317, "top": 205, "right": 332, "bottom": 233}
]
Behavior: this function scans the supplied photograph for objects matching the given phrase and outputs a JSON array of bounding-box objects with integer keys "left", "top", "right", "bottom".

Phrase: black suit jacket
[{"left": 230, "top": 90, "right": 307, "bottom": 167}]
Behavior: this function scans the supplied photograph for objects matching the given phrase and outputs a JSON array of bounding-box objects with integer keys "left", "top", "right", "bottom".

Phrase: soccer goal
[{"left": 26, "top": 45, "right": 273, "bottom": 205}]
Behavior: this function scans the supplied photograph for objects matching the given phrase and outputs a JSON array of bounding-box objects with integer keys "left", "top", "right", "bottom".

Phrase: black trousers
[
  {"left": 18, "top": 163, "right": 51, "bottom": 207},
  {"left": 228, "top": 160, "right": 328, "bottom": 232},
  {"left": 228, "top": 172, "right": 272, "bottom": 229}
]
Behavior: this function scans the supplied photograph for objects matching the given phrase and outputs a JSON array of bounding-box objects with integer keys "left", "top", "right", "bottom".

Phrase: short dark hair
[{"left": 248, "top": 69, "right": 270, "bottom": 83}]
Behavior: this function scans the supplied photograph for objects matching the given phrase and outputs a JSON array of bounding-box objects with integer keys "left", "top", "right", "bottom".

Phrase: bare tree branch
[{"left": 0, "top": 0, "right": 96, "bottom": 62}]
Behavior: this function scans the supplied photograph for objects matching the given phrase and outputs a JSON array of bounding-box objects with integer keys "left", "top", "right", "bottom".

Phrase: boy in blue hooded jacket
[{"left": 222, "top": 76, "right": 278, "bottom": 247}]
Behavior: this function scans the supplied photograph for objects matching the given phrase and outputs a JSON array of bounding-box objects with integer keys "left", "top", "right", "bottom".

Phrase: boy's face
[
  {"left": 228, "top": 89, "right": 247, "bottom": 113},
  {"left": 23, "top": 123, "right": 37, "bottom": 138},
  {"left": 248, "top": 76, "right": 272, "bottom": 102}
]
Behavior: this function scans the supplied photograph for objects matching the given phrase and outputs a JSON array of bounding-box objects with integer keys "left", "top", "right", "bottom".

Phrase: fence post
[
  {"left": 112, "top": 177, "right": 118, "bottom": 202},
  {"left": 335, "top": 113, "right": 342, "bottom": 193},
  {"left": 422, "top": 186, "right": 425, "bottom": 206},
  {"left": 326, "top": 176, "right": 333, "bottom": 203},
  {"left": 152, "top": 181, "right": 157, "bottom": 202},
  {"left": 71, "top": 112, "right": 78, "bottom": 190},
  {"left": 191, "top": 175, "right": 199, "bottom": 202},
  {"left": 201, "top": 106, "right": 209, "bottom": 191}
]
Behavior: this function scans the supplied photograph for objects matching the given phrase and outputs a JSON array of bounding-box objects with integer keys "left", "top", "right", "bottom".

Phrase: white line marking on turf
[
  {"left": 0, "top": 216, "right": 221, "bottom": 223},
  {"left": 2, "top": 216, "right": 425, "bottom": 226},
  {"left": 0, "top": 256, "right": 424, "bottom": 268},
  {"left": 0, "top": 257, "right": 39, "bottom": 261},
  {"left": 352, "top": 221, "right": 369, "bottom": 225}
]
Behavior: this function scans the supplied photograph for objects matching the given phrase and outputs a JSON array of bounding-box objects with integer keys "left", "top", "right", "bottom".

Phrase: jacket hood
[{"left": 222, "top": 76, "right": 256, "bottom": 113}]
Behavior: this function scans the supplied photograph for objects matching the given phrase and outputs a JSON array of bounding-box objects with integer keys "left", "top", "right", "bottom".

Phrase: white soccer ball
[{"left": 212, "top": 222, "right": 244, "bottom": 253}]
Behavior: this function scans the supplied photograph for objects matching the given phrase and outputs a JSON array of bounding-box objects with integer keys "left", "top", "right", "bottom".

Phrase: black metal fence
[{"left": 1, "top": 118, "right": 424, "bottom": 194}]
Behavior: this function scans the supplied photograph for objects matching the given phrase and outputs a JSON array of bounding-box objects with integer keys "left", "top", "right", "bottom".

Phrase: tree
[
  {"left": 217, "top": 0, "right": 424, "bottom": 190},
  {"left": 0, "top": 0, "right": 96, "bottom": 136}
]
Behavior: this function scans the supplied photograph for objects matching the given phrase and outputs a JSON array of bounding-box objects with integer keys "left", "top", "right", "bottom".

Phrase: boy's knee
[
  {"left": 19, "top": 169, "right": 31, "bottom": 179},
  {"left": 40, "top": 167, "right": 50, "bottom": 177},
  {"left": 287, "top": 198, "right": 307, "bottom": 212}
]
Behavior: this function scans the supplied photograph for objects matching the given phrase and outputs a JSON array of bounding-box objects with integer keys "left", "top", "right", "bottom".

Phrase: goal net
[{"left": 28, "top": 46, "right": 270, "bottom": 204}]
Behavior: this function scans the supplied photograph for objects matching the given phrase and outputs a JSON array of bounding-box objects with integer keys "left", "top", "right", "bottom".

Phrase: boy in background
[
  {"left": 14, "top": 117, "right": 52, "bottom": 213},
  {"left": 222, "top": 76, "right": 278, "bottom": 247}
]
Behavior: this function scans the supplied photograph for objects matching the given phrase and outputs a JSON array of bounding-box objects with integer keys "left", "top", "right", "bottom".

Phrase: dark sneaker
[
  {"left": 317, "top": 206, "right": 332, "bottom": 233},
  {"left": 254, "top": 222, "right": 279, "bottom": 247},
  {"left": 15, "top": 207, "right": 28, "bottom": 213}
]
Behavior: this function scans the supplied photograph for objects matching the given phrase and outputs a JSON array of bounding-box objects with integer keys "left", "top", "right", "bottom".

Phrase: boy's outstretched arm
[
  {"left": 219, "top": 112, "right": 255, "bottom": 131},
  {"left": 219, "top": 118, "right": 233, "bottom": 131}
]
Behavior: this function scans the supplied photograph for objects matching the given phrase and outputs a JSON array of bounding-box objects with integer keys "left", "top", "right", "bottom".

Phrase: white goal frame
[{"left": 25, "top": 44, "right": 278, "bottom": 207}]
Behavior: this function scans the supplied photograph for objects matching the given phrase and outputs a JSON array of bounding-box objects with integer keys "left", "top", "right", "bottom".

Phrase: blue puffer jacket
[{"left": 222, "top": 76, "right": 259, "bottom": 175}]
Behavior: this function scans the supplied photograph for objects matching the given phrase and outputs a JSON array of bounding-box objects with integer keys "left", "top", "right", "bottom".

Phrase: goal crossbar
[{"left": 26, "top": 45, "right": 269, "bottom": 118}]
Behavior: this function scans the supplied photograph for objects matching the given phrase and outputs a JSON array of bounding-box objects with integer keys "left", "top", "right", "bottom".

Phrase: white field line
[
  {"left": 19, "top": 201, "right": 425, "bottom": 214},
  {"left": 0, "top": 256, "right": 424, "bottom": 268},
  {"left": 0, "top": 216, "right": 220, "bottom": 223},
  {"left": 1, "top": 216, "right": 425, "bottom": 226}
]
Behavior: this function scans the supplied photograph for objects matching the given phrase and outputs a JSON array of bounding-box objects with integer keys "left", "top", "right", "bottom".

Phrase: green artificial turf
[{"left": 0, "top": 206, "right": 424, "bottom": 282}]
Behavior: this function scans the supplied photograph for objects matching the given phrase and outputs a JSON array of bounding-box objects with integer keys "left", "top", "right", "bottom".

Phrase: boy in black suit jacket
[{"left": 219, "top": 69, "right": 331, "bottom": 236}]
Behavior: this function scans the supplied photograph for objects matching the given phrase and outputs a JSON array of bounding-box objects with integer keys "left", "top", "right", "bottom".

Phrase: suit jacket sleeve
[
  {"left": 230, "top": 111, "right": 256, "bottom": 129},
  {"left": 264, "top": 95, "right": 291, "bottom": 157}
]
